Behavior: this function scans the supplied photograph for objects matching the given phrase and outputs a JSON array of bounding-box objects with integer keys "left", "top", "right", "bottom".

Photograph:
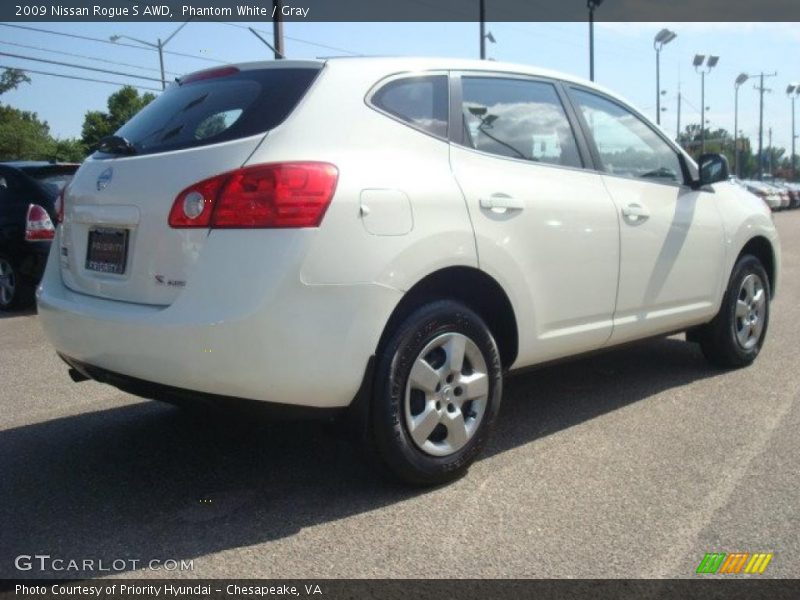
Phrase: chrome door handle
[
  {"left": 621, "top": 203, "right": 650, "bottom": 221},
  {"left": 479, "top": 193, "right": 525, "bottom": 212}
]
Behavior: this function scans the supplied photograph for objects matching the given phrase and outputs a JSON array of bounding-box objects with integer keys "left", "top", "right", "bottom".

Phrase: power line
[
  {"left": 214, "top": 21, "right": 360, "bottom": 55},
  {"left": 0, "top": 64, "right": 161, "bottom": 92},
  {"left": 0, "top": 51, "right": 163, "bottom": 83},
  {"left": 0, "top": 23, "right": 226, "bottom": 64},
  {"left": 0, "top": 40, "right": 180, "bottom": 76}
]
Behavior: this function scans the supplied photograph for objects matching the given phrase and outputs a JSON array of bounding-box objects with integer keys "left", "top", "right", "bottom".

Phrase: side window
[
  {"left": 371, "top": 75, "right": 448, "bottom": 138},
  {"left": 459, "top": 77, "right": 582, "bottom": 168},
  {"left": 571, "top": 89, "right": 683, "bottom": 184}
]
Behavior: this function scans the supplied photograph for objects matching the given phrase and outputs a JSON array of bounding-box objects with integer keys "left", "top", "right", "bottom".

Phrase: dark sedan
[{"left": 0, "top": 161, "right": 79, "bottom": 310}]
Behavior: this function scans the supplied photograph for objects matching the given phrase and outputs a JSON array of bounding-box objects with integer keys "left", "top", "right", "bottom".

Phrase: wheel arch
[
  {"left": 737, "top": 235, "right": 776, "bottom": 297},
  {"left": 376, "top": 266, "right": 519, "bottom": 370}
]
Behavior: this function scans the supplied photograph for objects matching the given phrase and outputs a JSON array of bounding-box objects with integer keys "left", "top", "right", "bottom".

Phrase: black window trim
[
  {"left": 365, "top": 70, "right": 451, "bottom": 143},
  {"left": 448, "top": 70, "right": 596, "bottom": 174},
  {"left": 563, "top": 83, "right": 693, "bottom": 189}
]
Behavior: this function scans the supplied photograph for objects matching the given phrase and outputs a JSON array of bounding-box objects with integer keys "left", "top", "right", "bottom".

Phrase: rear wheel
[
  {"left": 696, "top": 254, "right": 770, "bottom": 368},
  {"left": 0, "top": 254, "right": 33, "bottom": 311},
  {"left": 372, "top": 300, "right": 502, "bottom": 485}
]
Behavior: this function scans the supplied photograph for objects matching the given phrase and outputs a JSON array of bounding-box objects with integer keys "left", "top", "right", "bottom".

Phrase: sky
[{"left": 1, "top": 20, "right": 799, "bottom": 153}]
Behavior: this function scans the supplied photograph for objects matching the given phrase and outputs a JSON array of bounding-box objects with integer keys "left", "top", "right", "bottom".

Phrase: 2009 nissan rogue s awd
[{"left": 37, "top": 58, "right": 780, "bottom": 485}]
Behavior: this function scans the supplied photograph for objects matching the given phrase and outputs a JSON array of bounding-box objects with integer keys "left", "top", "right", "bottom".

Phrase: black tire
[
  {"left": 372, "top": 300, "right": 503, "bottom": 486},
  {"left": 697, "top": 254, "right": 770, "bottom": 368},
  {"left": 0, "top": 253, "right": 34, "bottom": 311}
]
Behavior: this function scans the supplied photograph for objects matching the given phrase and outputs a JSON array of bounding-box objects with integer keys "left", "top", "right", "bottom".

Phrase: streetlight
[
  {"left": 734, "top": 73, "right": 749, "bottom": 178},
  {"left": 653, "top": 28, "right": 677, "bottom": 126},
  {"left": 110, "top": 21, "right": 190, "bottom": 90},
  {"left": 693, "top": 54, "right": 719, "bottom": 153},
  {"left": 587, "top": 0, "right": 604, "bottom": 82},
  {"left": 788, "top": 84, "right": 800, "bottom": 181}
]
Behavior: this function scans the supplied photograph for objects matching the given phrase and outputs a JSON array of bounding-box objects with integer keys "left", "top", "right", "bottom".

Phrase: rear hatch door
[{"left": 60, "top": 63, "right": 321, "bottom": 305}]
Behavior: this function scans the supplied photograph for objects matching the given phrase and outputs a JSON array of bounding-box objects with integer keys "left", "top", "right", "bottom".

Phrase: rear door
[
  {"left": 566, "top": 86, "right": 725, "bottom": 343},
  {"left": 449, "top": 73, "right": 620, "bottom": 366},
  {"left": 60, "top": 64, "right": 321, "bottom": 305}
]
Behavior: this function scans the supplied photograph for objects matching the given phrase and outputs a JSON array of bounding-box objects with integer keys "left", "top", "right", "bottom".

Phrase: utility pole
[
  {"left": 788, "top": 85, "right": 799, "bottom": 181},
  {"left": 676, "top": 85, "right": 682, "bottom": 142},
  {"left": 587, "top": 1, "right": 604, "bottom": 82},
  {"left": 479, "top": 0, "right": 486, "bottom": 59},
  {"left": 794, "top": 93, "right": 798, "bottom": 181},
  {"left": 273, "top": 0, "right": 284, "bottom": 60},
  {"left": 734, "top": 74, "right": 749, "bottom": 179},
  {"left": 768, "top": 126, "right": 773, "bottom": 176},
  {"left": 754, "top": 71, "right": 777, "bottom": 180}
]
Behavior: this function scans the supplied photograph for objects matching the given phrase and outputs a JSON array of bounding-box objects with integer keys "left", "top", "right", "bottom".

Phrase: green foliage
[
  {"left": 0, "top": 68, "right": 87, "bottom": 162},
  {"left": 81, "top": 86, "right": 156, "bottom": 149},
  {"left": 0, "top": 68, "right": 30, "bottom": 96},
  {"left": 0, "top": 105, "right": 54, "bottom": 160},
  {"left": 0, "top": 105, "right": 87, "bottom": 162},
  {"left": 675, "top": 123, "right": 782, "bottom": 179},
  {"left": 51, "top": 138, "right": 87, "bottom": 162}
]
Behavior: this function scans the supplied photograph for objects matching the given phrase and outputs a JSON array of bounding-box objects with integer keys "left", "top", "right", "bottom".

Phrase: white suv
[{"left": 38, "top": 58, "right": 780, "bottom": 485}]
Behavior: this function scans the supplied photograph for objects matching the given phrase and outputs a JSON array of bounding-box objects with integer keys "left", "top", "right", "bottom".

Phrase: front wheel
[
  {"left": 697, "top": 254, "right": 770, "bottom": 368},
  {"left": 372, "top": 300, "right": 503, "bottom": 486}
]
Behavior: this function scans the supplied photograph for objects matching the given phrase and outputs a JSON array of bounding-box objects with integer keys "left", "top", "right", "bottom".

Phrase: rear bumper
[
  {"left": 37, "top": 231, "right": 401, "bottom": 408},
  {"left": 60, "top": 354, "right": 347, "bottom": 418},
  {"left": 9, "top": 241, "right": 50, "bottom": 283}
]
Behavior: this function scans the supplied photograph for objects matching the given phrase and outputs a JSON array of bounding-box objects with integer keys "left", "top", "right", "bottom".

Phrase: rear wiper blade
[{"left": 93, "top": 135, "right": 137, "bottom": 156}]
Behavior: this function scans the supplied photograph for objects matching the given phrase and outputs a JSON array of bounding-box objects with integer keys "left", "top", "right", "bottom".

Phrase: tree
[
  {"left": 81, "top": 86, "right": 155, "bottom": 149},
  {"left": 0, "top": 68, "right": 87, "bottom": 162},
  {"left": 0, "top": 68, "right": 30, "bottom": 96},
  {"left": 677, "top": 124, "right": 766, "bottom": 178},
  {"left": 0, "top": 105, "right": 54, "bottom": 160},
  {"left": 761, "top": 146, "right": 785, "bottom": 177},
  {"left": 51, "top": 138, "right": 87, "bottom": 162}
]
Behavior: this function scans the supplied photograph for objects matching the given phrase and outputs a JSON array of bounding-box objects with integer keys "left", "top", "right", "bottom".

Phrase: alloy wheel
[
  {"left": 734, "top": 273, "right": 766, "bottom": 350},
  {"left": 404, "top": 332, "right": 490, "bottom": 457}
]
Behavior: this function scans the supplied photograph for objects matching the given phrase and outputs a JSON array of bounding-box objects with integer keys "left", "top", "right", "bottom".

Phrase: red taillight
[
  {"left": 168, "top": 174, "right": 226, "bottom": 228},
  {"left": 25, "top": 203, "right": 55, "bottom": 241},
  {"left": 169, "top": 162, "right": 338, "bottom": 229},
  {"left": 54, "top": 188, "right": 65, "bottom": 223}
]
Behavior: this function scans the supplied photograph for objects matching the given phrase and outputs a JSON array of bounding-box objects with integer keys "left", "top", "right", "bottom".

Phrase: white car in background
[
  {"left": 38, "top": 58, "right": 780, "bottom": 485},
  {"left": 741, "top": 180, "right": 783, "bottom": 210}
]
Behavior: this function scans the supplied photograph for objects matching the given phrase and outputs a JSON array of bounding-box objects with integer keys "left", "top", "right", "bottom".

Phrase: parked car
[
  {"left": 741, "top": 180, "right": 782, "bottom": 211},
  {"left": 0, "top": 161, "right": 78, "bottom": 310},
  {"left": 788, "top": 183, "right": 800, "bottom": 208},
  {"left": 37, "top": 58, "right": 780, "bottom": 485},
  {"left": 765, "top": 182, "right": 792, "bottom": 209},
  {"left": 770, "top": 180, "right": 800, "bottom": 209}
]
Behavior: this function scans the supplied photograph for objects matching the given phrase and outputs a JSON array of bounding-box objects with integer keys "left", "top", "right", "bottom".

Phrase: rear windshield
[
  {"left": 22, "top": 166, "right": 78, "bottom": 197},
  {"left": 111, "top": 67, "right": 322, "bottom": 156}
]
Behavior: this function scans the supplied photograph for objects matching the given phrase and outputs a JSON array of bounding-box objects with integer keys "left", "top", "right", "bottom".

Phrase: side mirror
[{"left": 697, "top": 153, "right": 729, "bottom": 187}]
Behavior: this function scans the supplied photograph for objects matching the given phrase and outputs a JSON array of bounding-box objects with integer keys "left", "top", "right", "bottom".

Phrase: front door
[{"left": 567, "top": 87, "right": 726, "bottom": 343}]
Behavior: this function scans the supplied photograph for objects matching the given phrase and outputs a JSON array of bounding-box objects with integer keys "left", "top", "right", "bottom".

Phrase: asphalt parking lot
[{"left": 1, "top": 211, "right": 798, "bottom": 580}]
